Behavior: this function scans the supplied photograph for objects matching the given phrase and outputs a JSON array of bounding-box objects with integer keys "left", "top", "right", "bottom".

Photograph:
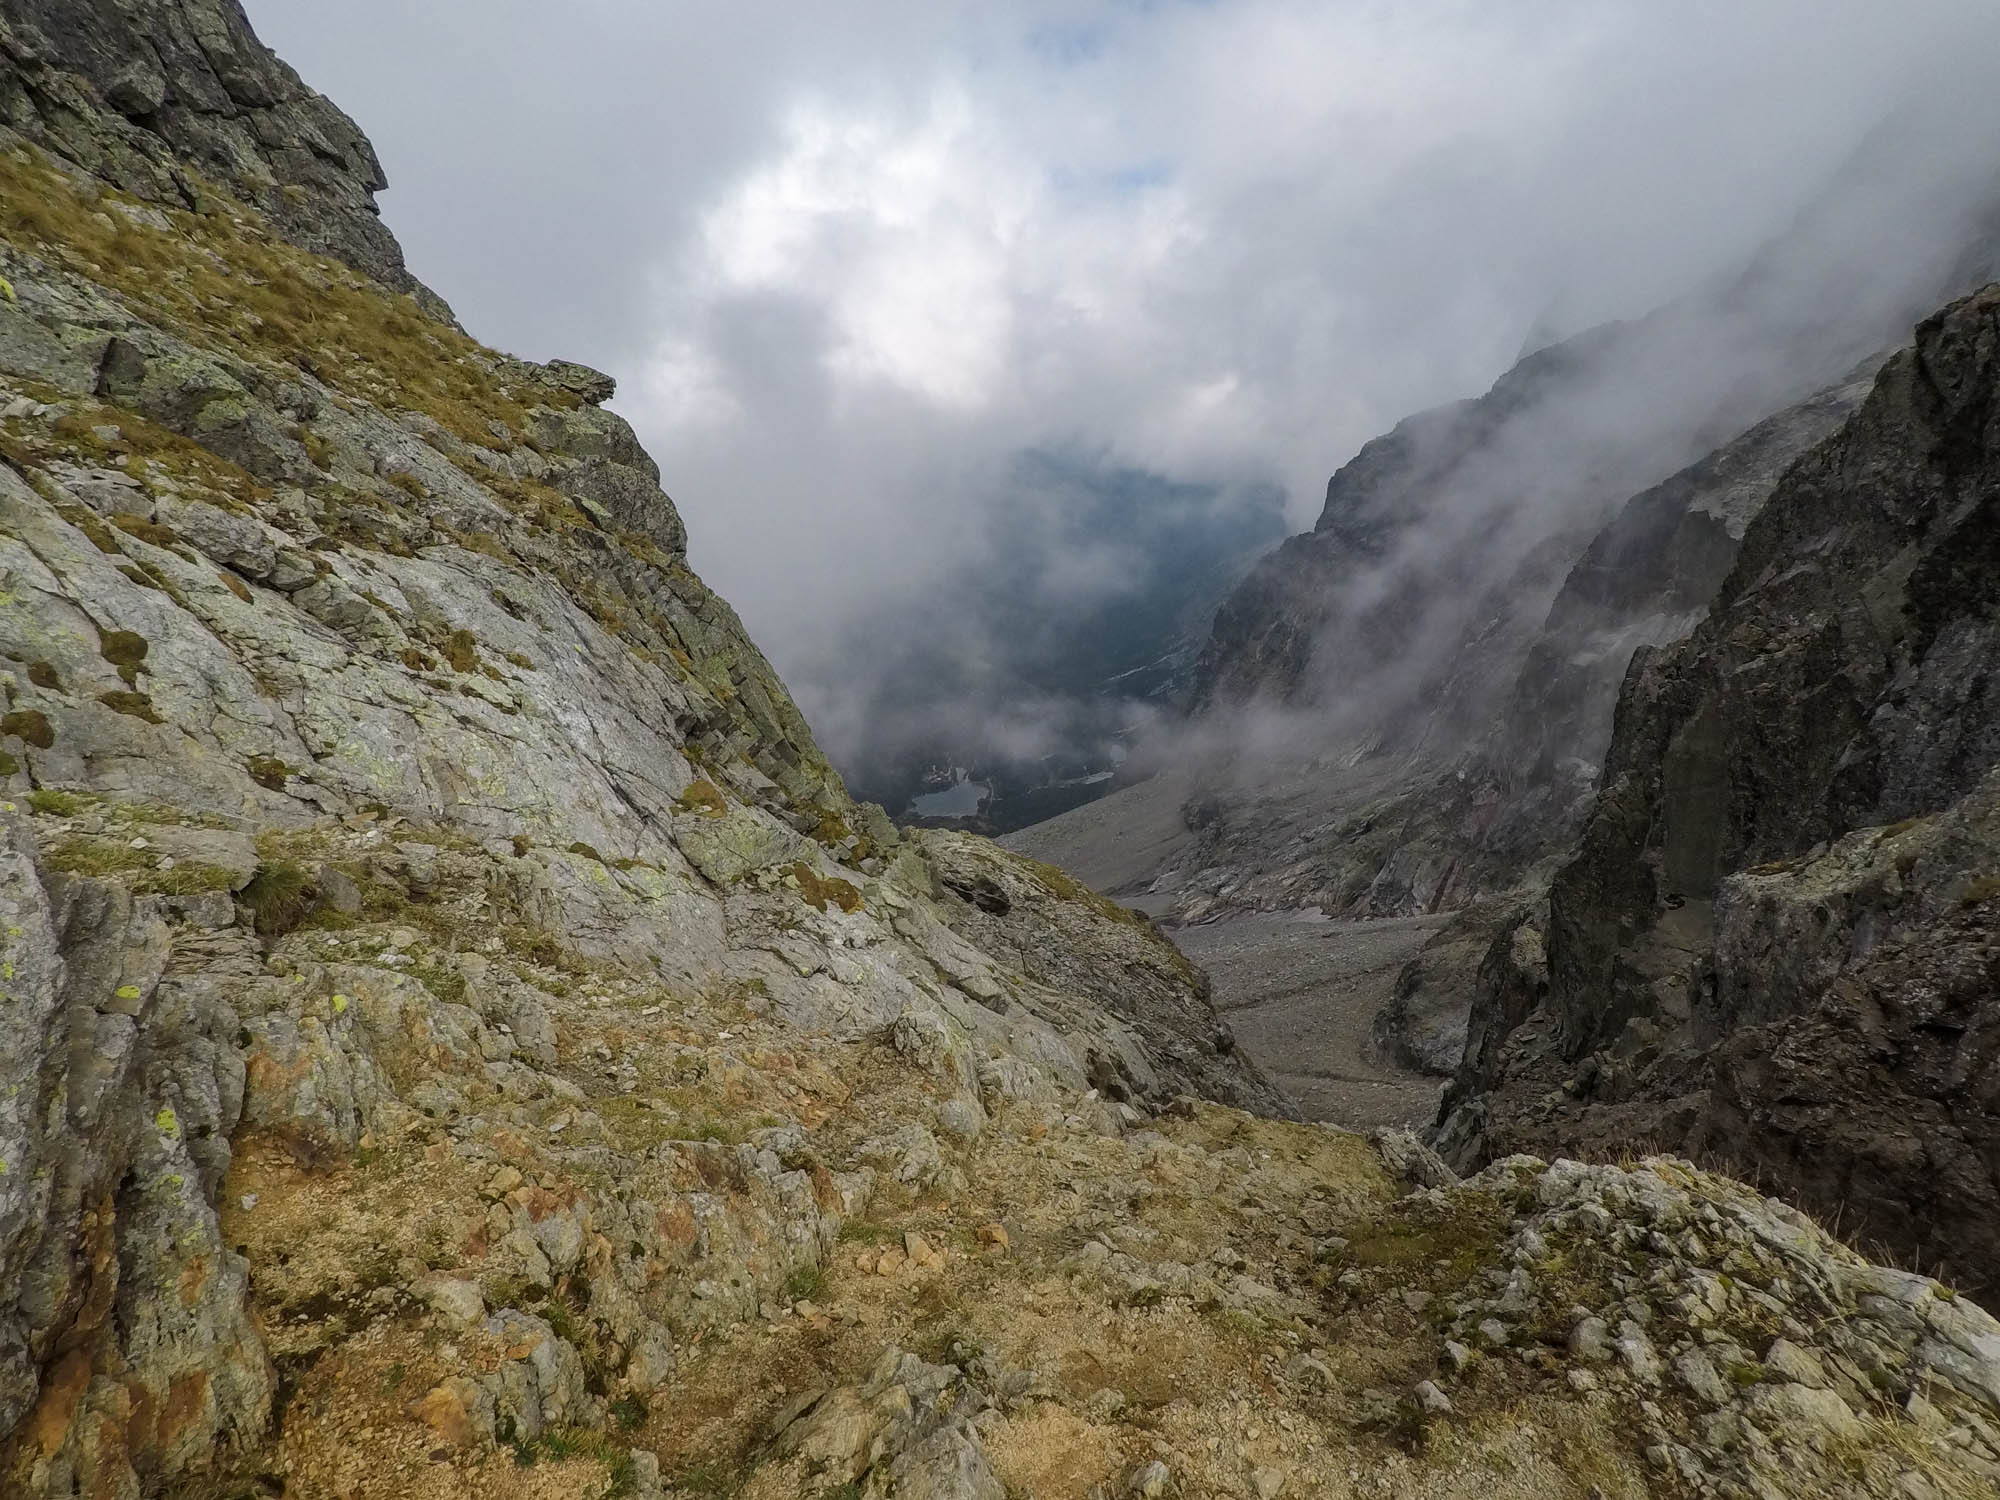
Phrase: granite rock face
[
  {"left": 1138, "top": 131, "right": 2000, "bottom": 936},
  {"left": 1049, "top": 155, "right": 1999, "bottom": 1108},
  {"left": 1441, "top": 285, "right": 2000, "bottom": 1304},
  {"left": 0, "top": 811, "right": 271, "bottom": 1494}
]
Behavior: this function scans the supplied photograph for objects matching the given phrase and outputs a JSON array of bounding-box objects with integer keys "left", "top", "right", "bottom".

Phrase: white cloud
[
  {"left": 247, "top": 0, "right": 2000, "bottom": 752},
  {"left": 700, "top": 91, "right": 1032, "bottom": 409}
]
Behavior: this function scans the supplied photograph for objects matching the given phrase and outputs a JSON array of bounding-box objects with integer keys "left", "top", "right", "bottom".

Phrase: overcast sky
[{"left": 244, "top": 1, "right": 2000, "bottom": 698}]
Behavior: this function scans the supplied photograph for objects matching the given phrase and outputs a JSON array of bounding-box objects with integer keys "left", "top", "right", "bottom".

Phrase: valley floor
[
  {"left": 1004, "top": 775, "right": 1447, "bottom": 1131},
  {"left": 1174, "top": 913, "right": 1445, "bottom": 1130}
]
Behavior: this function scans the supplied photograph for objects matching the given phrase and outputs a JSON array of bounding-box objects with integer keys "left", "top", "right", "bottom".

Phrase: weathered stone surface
[
  {"left": 0, "top": 811, "right": 269, "bottom": 1497},
  {"left": 772, "top": 1349, "right": 1003, "bottom": 1499}
]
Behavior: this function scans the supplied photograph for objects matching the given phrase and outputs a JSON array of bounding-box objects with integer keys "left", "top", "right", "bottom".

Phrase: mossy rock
[
  {"left": 1, "top": 709, "right": 55, "bottom": 748},
  {"left": 675, "top": 779, "right": 728, "bottom": 818},
  {"left": 98, "top": 629, "right": 151, "bottom": 685},
  {"left": 785, "top": 861, "right": 863, "bottom": 914},
  {"left": 98, "top": 690, "right": 163, "bottom": 723},
  {"left": 246, "top": 754, "right": 296, "bottom": 792},
  {"left": 240, "top": 861, "right": 319, "bottom": 936}
]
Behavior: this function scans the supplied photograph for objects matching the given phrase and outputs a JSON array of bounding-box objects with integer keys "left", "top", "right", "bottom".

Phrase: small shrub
[
  {"left": 1961, "top": 874, "right": 2000, "bottom": 907},
  {"left": 26, "top": 660, "right": 60, "bottom": 689},
  {"left": 26, "top": 788, "right": 84, "bottom": 815},
  {"left": 610, "top": 1392, "right": 648, "bottom": 1432},
  {"left": 568, "top": 841, "right": 606, "bottom": 863}
]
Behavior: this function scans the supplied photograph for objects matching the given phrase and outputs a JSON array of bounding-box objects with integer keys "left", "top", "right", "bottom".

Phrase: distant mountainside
[
  {"left": 1082, "top": 101, "right": 2000, "bottom": 936},
  {"left": 825, "top": 452, "right": 1285, "bottom": 831}
]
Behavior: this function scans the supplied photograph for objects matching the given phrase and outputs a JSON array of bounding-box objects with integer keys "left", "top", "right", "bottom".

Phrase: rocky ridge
[{"left": 1, "top": 4, "right": 1997, "bottom": 1499}]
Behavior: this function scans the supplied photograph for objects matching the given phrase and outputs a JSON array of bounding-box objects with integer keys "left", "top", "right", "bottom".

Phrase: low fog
[{"left": 246, "top": 0, "right": 2000, "bottom": 805}]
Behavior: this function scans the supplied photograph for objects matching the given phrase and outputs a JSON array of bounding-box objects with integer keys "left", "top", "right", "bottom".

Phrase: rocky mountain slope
[
  {"left": 1150, "top": 359, "right": 1880, "bottom": 929},
  {"left": 2, "top": 5, "right": 1999, "bottom": 1499},
  {"left": 1438, "top": 281, "right": 2000, "bottom": 1307}
]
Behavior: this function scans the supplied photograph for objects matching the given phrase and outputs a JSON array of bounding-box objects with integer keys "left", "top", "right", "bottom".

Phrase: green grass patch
[
  {"left": 42, "top": 837, "right": 239, "bottom": 897},
  {"left": 407, "top": 957, "right": 469, "bottom": 1006},
  {"left": 835, "top": 1219, "right": 899, "bottom": 1246},
  {"left": 671, "top": 1460, "right": 742, "bottom": 1499},
  {"left": 610, "top": 1392, "right": 648, "bottom": 1432},
  {"left": 1343, "top": 1191, "right": 1512, "bottom": 1294},
  {"left": 782, "top": 1262, "right": 827, "bottom": 1303},
  {"left": 240, "top": 860, "right": 317, "bottom": 936},
  {"left": 674, "top": 778, "right": 729, "bottom": 817}
]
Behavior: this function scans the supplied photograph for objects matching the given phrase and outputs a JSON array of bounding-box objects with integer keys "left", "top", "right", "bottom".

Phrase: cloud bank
[{"left": 246, "top": 0, "right": 2000, "bottom": 774}]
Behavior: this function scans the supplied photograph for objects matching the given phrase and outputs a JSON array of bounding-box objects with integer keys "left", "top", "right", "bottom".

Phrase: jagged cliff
[
  {"left": 3, "top": 5, "right": 2000, "bottom": 1499},
  {"left": 1439, "top": 282, "right": 2000, "bottom": 1306}
]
